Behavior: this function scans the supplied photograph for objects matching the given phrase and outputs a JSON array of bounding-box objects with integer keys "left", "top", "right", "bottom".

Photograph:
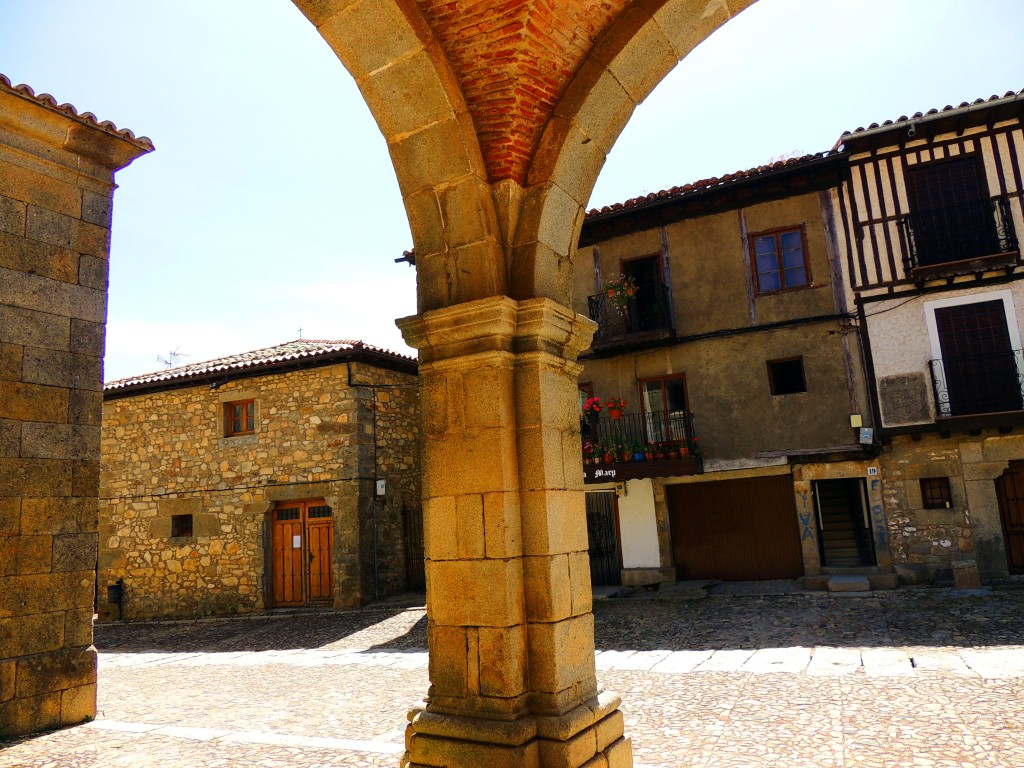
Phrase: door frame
[
  {"left": 812, "top": 478, "right": 877, "bottom": 568},
  {"left": 924, "top": 290, "right": 1023, "bottom": 417},
  {"left": 267, "top": 498, "right": 335, "bottom": 607},
  {"left": 995, "top": 461, "right": 1024, "bottom": 575},
  {"left": 584, "top": 490, "right": 623, "bottom": 586}
]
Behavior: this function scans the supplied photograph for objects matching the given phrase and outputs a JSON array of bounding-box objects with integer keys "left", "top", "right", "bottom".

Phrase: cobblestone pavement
[{"left": 3, "top": 586, "right": 1024, "bottom": 767}]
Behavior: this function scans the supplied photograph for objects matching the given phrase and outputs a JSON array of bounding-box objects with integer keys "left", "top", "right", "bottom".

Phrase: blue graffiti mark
[
  {"left": 799, "top": 511, "right": 815, "bottom": 541},
  {"left": 870, "top": 479, "right": 879, "bottom": 492},
  {"left": 870, "top": 503, "right": 888, "bottom": 543}
]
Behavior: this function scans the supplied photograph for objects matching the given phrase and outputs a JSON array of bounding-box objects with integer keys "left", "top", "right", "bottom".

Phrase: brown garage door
[{"left": 667, "top": 475, "right": 804, "bottom": 581}]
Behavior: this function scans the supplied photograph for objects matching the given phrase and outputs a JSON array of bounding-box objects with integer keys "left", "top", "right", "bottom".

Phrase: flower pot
[
  {"left": 608, "top": 408, "right": 623, "bottom": 420},
  {"left": 621, "top": 452, "right": 631, "bottom": 463},
  {"left": 667, "top": 450, "right": 679, "bottom": 460},
  {"left": 633, "top": 452, "right": 645, "bottom": 462},
  {"left": 603, "top": 452, "right": 615, "bottom": 464}
]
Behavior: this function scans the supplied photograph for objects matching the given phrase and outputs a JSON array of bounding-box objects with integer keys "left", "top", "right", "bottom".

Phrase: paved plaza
[{"left": 3, "top": 585, "right": 1024, "bottom": 767}]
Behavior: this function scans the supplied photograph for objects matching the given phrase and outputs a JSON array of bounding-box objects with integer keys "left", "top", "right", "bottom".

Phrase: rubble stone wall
[
  {"left": 99, "top": 361, "right": 420, "bottom": 621},
  {"left": 880, "top": 430, "right": 1023, "bottom": 581}
]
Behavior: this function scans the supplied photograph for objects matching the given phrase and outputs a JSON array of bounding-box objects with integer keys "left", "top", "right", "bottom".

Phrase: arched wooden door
[
  {"left": 270, "top": 500, "right": 334, "bottom": 606},
  {"left": 995, "top": 462, "right": 1024, "bottom": 574}
]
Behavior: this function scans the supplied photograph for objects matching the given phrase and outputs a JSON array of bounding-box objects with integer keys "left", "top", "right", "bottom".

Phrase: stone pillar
[
  {"left": 398, "top": 297, "right": 630, "bottom": 768},
  {"left": 0, "top": 78, "right": 151, "bottom": 738}
]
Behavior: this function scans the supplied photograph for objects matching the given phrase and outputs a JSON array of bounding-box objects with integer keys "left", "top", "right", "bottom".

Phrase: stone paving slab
[{"left": 3, "top": 587, "right": 1024, "bottom": 767}]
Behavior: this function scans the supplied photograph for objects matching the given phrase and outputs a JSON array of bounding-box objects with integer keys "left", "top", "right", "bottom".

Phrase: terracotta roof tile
[
  {"left": 0, "top": 73, "right": 154, "bottom": 150},
  {"left": 104, "top": 339, "right": 416, "bottom": 392},
  {"left": 841, "top": 88, "right": 1024, "bottom": 139},
  {"left": 585, "top": 152, "right": 836, "bottom": 218}
]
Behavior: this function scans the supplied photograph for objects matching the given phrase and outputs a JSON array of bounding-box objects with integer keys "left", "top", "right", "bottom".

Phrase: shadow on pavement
[
  {"left": 93, "top": 585, "right": 1024, "bottom": 655},
  {"left": 94, "top": 602, "right": 426, "bottom": 654},
  {"left": 593, "top": 585, "right": 1024, "bottom": 651}
]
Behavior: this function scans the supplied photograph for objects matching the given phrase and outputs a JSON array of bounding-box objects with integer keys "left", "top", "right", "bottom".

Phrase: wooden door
[
  {"left": 907, "top": 156, "right": 996, "bottom": 264},
  {"left": 269, "top": 500, "right": 334, "bottom": 606},
  {"left": 622, "top": 254, "right": 664, "bottom": 333},
  {"left": 306, "top": 504, "right": 334, "bottom": 603},
  {"left": 271, "top": 506, "right": 304, "bottom": 606},
  {"left": 995, "top": 462, "right": 1024, "bottom": 574},
  {"left": 935, "top": 300, "right": 1021, "bottom": 416},
  {"left": 667, "top": 475, "right": 804, "bottom": 581}
]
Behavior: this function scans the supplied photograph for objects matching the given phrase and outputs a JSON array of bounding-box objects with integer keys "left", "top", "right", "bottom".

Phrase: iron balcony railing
[
  {"left": 581, "top": 409, "right": 698, "bottom": 460},
  {"left": 901, "top": 196, "right": 1018, "bottom": 272},
  {"left": 929, "top": 349, "right": 1024, "bottom": 418},
  {"left": 588, "top": 281, "right": 674, "bottom": 344}
]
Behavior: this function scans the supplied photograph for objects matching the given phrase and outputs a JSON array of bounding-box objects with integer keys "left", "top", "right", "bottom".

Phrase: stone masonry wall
[
  {"left": 0, "top": 84, "right": 151, "bottom": 738},
  {"left": 880, "top": 429, "right": 1024, "bottom": 581},
  {"left": 99, "top": 360, "right": 420, "bottom": 621},
  {"left": 347, "top": 363, "right": 421, "bottom": 598}
]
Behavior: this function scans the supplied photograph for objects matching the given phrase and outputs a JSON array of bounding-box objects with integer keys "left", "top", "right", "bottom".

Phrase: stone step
[{"left": 827, "top": 575, "right": 871, "bottom": 592}]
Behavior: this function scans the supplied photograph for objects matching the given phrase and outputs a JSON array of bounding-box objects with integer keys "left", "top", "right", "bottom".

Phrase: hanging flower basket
[{"left": 605, "top": 274, "right": 638, "bottom": 320}]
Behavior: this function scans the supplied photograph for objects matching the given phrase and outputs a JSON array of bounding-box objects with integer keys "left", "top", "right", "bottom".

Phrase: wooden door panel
[
  {"left": 996, "top": 464, "right": 1024, "bottom": 574},
  {"left": 306, "top": 519, "right": 334, "bottom": 602},
  {"left": 935, "top": 301, "right": 1021, "bottom": 415},
  {"left": 668, "top": 476, "right": 803, "bottom": 581},
  {"left": 271, "top": 514, "right": 303, "bottom": 606}
]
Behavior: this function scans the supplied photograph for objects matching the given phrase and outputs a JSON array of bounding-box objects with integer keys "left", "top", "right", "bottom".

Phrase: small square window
[
  {"left": 920, "top": 477, "right": 953, "bottom": 509},
  {"left": 225, "top": 399, "right": 255, "bottom": 437},
  {"left": 170, "top": 514, "right": 193, "bottom": 538},
  {"left": 767, "top": 358, "right": 806, "bottom": 395},
  {"left": 751, "top": 227, "right": 810, "bottom": 294}
]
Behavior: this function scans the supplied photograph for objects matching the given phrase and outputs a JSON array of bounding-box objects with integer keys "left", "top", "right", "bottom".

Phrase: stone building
[
  {"left": 573, "top": 152, "right": 892, "bottom": 590},
  {"left": 833, "top": 89, "right": 1024, "bottom": 584},
  {"left": 9, "top": 1, "right": 768, "bottom": 759},
  {"left": 98, "top": 339, "right": 421, "bottom": 621},
  {"left": 0, "top": 75, "right": 151, "bottom": 738}
]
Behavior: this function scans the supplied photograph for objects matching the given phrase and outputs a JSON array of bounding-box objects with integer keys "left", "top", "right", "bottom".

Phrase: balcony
[
  {"left": 581, "top": 409, "right": 702, "bottom": 484},
  {"left": 901, "top": 196, "right": 1019, "bottom": 279},
  {"left": 929, "top": 349, "right": 1024, "bottom": 420},
  {"left": 588, "top": 281, "right": 674, "bottom": 351}
]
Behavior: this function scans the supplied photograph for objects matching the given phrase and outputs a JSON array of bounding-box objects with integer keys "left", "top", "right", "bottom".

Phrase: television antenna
[{"left": 157, "top": 348, "right": 188, "bottom": 368}]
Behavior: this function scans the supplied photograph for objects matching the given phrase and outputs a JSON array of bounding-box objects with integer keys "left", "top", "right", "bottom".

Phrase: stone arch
[
  {"left": 511, "top": 0, "right": 756, "bottom": 303},
  {"left": 294, "top": 0, "right": 757, "bottom": 311},
  {"left": 292, "top": 0, "right": 508, "bottom": 311}
]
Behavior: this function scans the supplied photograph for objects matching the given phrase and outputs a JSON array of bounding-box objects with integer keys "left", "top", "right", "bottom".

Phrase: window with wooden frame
[
  {"left": 920, "top": 477, "right": 953, "bottom": 509},
  {"left": 638, "top": 375, "right": 689, "bottom": 443},
  {"left": 767, "top": 357, "right": 806, "bottom": 396},
  {"left": 578, "top": 382, "right": 594, "bottom": 416},
  {"left": 750, "top": 226, "right": 810, "bottom": 294},
  {"left": 224, "top": 399, "right": 255, "bottom": 437}
]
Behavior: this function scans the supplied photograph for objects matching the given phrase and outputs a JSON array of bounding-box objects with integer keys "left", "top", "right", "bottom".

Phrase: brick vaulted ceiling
[{"left": 414, "top": 0, "right": 628, "bottom": 183}]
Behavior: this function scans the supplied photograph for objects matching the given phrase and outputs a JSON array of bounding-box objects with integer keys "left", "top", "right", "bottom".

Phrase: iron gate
[
  {"left": 403, "top": 503, "right": 425, "bottom": 591},
  {"left": 585, "top": 492, "right": 621, "bottom": 586}
]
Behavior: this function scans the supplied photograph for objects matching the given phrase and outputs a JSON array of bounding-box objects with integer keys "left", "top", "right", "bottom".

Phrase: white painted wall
[
  {"left": 868, "top": 283, "right": 1024, "bottom": 381},
  {"left": 617, "top": 478, "right": 661, "bottom": 568}
]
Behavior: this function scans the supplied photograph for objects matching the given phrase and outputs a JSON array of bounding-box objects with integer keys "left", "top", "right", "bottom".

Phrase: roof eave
[{"left": 103, "top": 347, "right": 417, "bottom": 400}]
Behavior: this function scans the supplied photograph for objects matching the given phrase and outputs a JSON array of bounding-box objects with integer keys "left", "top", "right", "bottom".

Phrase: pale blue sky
[{"left": 2, "top": 0, "right": 1022, "bottom": 379}]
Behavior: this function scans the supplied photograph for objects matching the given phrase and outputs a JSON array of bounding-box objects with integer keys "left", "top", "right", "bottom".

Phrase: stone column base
[{"left": 402, "top": 691, "right": 632, "bottom": 768}]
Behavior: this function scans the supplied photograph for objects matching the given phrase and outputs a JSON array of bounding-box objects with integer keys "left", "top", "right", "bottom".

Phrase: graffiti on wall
[{"left": 798, "top": 493, "right": 815, "bottom": 542}]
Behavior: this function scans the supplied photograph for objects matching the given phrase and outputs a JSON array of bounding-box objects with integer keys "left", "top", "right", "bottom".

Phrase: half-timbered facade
[
  {"left": 573, "top": 155, "right": 892, "bottom": 590},
  {"left": 834, "top": 89, "right": 1024, "bottom": 583},
  {"left": 98, "top": 340, "right": 422, "bottom": 621}
]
